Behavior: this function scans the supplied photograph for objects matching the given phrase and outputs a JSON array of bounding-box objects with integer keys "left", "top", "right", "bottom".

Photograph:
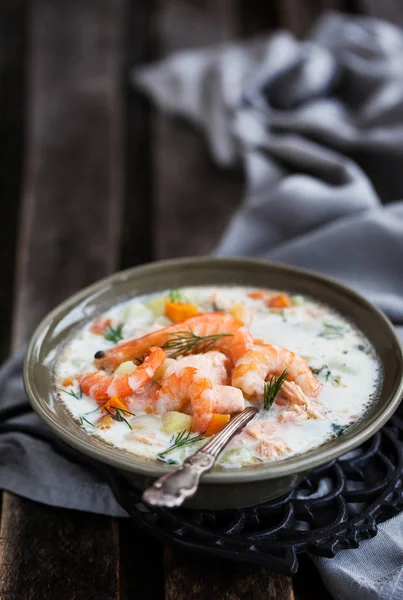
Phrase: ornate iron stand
[{"left": 106, "top": 416, "right": 403, "bottom": 575}]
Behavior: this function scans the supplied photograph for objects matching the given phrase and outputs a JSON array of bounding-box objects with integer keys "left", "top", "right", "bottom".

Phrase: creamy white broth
[{"left": 55, "top": 286, "right": 381, "bottom": 468}]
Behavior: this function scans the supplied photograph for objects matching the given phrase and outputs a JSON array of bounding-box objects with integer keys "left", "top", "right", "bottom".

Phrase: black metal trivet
[
  {"left": 104, "top": 415, "right": 403, "bottom": 575},
  {"left": 2, "top": 402, "right": 403, "bottom": 575}
]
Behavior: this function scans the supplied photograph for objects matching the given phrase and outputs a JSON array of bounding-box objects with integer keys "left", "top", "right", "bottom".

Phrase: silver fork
[{"left": 142, "top": 406, "right": 258, "bottom": 508}]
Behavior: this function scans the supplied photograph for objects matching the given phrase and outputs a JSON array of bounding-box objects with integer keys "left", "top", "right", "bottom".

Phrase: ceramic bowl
[{"left": 24, "top": 258, "right": 403, "bottom": 509}]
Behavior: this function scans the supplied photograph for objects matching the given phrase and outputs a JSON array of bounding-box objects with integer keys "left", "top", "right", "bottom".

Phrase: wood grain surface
[
  {"left": 12, "top": 0, "right": 125, "bottom": 350},
  {"left": 0, "top": 495, "right": 119, "bottom": 600},
  {"left": 152, "top": 0, "right": 244, "bottom": 260},
  {"left": 1, "top": 0, "right": 126, "bottom": 598},
  {"left": 0, "top": 0, "right": 26, "bottom": 362}
]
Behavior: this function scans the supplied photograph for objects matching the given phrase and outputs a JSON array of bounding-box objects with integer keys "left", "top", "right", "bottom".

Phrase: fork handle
[{"left": 142, "top": 406, "right": 258, "bottom": 508}]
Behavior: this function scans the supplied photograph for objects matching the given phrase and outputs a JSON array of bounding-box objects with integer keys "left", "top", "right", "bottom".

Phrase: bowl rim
[{"left": 24, "top": 256, "right": 403, "bottom": 484}]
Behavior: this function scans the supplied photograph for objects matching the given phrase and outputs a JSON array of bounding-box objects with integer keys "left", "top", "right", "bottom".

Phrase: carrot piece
[
  {"left": 62, "top": 377, "right": 74, "bottom": 387},
  {"left": 97, "top": 396, "right": 130, "bottom": 429},
  {"left": 91, "top": 317, "right": 112, "bottom": 334},
  {"left": 164, "top": 301, "right": 198, "bottom": 322},
  {"left": 101, "top": 396, "right": 128, "bottom": 413},
  {"left": 205, "top": 413, "right": 230, "bottom": 437},
  {"left": 247, "top": 290, "right": 265, "bottom": 300},
  {"left": 266, "top": 293, "right": 292, "bottom": 309}
]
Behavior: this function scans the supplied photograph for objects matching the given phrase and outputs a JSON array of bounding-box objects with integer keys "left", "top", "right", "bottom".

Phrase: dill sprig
[
  {"left": 104, "top": 406, "right": 136, "bottom": 430},
  {"left": 168, "top": 289, "right": 186, "bottom": 303},
  {"left": 263, "top": 369, "right": 288, "bottom": 411},
  {"left": 104, "top": 323, "right": 124, "bottom": 344},
  {"left": 310, "top": 364, "right": 331, "bottom": 381},
  {"left": 84, "top": 406, "right": 101, "bottom": 416},
  {"left": 79, "top": 416, "right": 94, "bottom": 428},
  {"left": 319, "top": 322, "right": 345, "bottom": 339},
  {"left": 157, "top": 429, "right": 205, "bottom": 461},
  {"left": 61, "top": 387, "right": 82, "bottom": 400},
  {"left": 161, "top": 330, "right": 233, "bottom": 359},
  {"left": 331, "top": 423, "right": 349, "bottom": 438},
  {"left": 310, "top": 364, "right": 327, "bottom": 375}
]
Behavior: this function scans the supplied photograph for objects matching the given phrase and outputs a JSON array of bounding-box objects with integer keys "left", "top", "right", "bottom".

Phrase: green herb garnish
[
  {"left": 104, "top": 406, "right": 136, "bottom": 430},
  {"left": 310, "top": 365, "right": 343, "bottom": 386},
  {"left": 161, "top": 331, "right": 233, "bottom": 359},
  {"left": 104, "top": 323, "right": 124, "bottom": 344},
  {"left": 168, "top": 289, "right": 186, "bottom": 303},
  {"left": 310, "top": 364, "right": 332, "bottom": 381},
  {"left": 331, "top": 423, "right": 349, "bottom": 437},
  {"left": 263, "top": 369, "right": 288, "bottom": 411},
  {"left": 319, "top": 322, "right": 345, "bottom": 339},
  {"left": 84, "top": 406, "right": 101, "bottom": 416},
  {"left": 310, "top": 364, "right": 327, "bottom": 375},
  {"left": 79, "top": 416, "right": 94, "bottom": 428},
  {"left": 357, "top": 343, "right": 371, "bottom": 355},
  {"left": 61, "top": 388, "right": 82, "bottom": 400},
  {"left": 291, "top": 295, "right": 305, "bottom": 306},
  {"left": 157, "top": 429, "right": 205, "bottom": 461}
]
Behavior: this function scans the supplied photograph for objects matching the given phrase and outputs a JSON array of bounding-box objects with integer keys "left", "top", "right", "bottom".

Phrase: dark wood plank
[
  {"left": 0, "top": 495, "right": 119, "bottom": 600},
  {"left": 278, "top": 0, "right": 315, "bottom": 38},
  {"left": 0, "top": 0, "right": 26, "bottom": 362},
  {"left": 164, "top": 547, "right": 295, "bottom": 600},
  {"left": 240, "top": 0, "right": 279, "bottom": 36},
  {"left": 153, "top": 2, "right": 294, "bottom": 599},
  {"left": 152, "top": 0, "right": 243, "bottom": 260},
  {"left": 120, "top": 1, "right": 154, "bottom": 270},
  {"left": 1, "top": 0, "right": 127, "bottom": 598},
  {"left": 293, "top": 556, "right": 333, "bottom": 600},
  {"left": 119, "top": 521, "right": 165, "bottom": 600},
  {"left": 277, "top": 0, "right": 359, "bottom": 38},
  {"left": 359, "top": 0, "right": 403, "bottom": 25},
  {"left": 11, "top": 0, "right": 125, "bottom": 349}
]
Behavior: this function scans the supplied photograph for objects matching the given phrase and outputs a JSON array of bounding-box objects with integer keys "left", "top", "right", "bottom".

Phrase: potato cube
[
  {"left": 162, "top": 411, "right": 192, "bottom": 434},
  {"left": 146, "top": 295, "right": 168, "bottom": 317},
  {"left": 115, "top": 361, "right": 137, "bottom": 376}
]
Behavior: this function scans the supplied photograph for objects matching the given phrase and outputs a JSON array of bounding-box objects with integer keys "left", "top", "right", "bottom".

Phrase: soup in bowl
[{"left": 24, "top": 258, "right": 403, "bottom": 508}]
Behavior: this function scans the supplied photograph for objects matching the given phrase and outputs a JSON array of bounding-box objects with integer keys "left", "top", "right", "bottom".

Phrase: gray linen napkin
[
  {"left": 0, "top": 347, "right": 126, "bottom": 516},
  {"left": 133, "top": 12, "right": 403, "bottom": 600}
]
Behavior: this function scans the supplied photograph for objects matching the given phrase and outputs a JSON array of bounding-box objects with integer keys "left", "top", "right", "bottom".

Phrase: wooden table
[{"left": 1, "top": 1, "right": 402, "bottom": 598}]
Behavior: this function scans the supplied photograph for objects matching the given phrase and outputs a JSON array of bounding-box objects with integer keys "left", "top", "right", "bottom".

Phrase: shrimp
[
  {"left": 155, "top": 352, "right": 243, "bottom": 429},
  {"left": 94, "top": 313, "right": 252, "bottom": 371},
  {"left": 214, "top": 385, "right": 245, "bottom": 414},
  {"left": 232, "top": 344, "right": 321, "bottom": 399},
  {"left": 162, "top": 351, "right": 230, "bottom": 385},
  {"left": 79, "top": 347, "right": 166, "bottom": 404},
  {"left": 155, "top": 366, "right": 214, "bottom": 432}
]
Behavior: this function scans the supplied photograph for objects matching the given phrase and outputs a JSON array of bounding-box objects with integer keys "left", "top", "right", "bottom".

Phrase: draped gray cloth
[
  {"left": 133, "top": 12, "right": 403, "bottom": 600},
  {"left": 0, "top": 347, "right": 126, "bottom": 516}
]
